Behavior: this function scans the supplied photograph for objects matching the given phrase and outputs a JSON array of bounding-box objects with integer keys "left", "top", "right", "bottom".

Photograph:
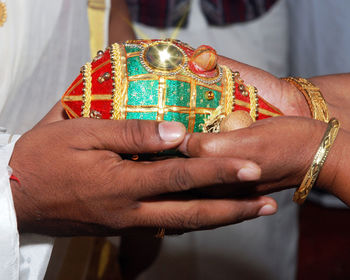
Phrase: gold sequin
[{"left": 205, "top": 90, "right": 215, "bottom": 100}]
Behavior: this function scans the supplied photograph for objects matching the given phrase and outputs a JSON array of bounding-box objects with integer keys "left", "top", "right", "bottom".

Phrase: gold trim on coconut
[
  {"left": 82, "top": 62, "right": 93, "bottom": 117},
  {"left": 110, "top": 43, "right": 128, "bottom": 120},
  {"left": 222, "top": 66, "right": 235, "bottom": 116}
]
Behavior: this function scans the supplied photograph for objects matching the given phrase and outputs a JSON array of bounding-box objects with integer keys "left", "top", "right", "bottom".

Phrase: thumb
[
  {"left": 68, "top": 118, "right": 187, "bottom": 154},
  {"left": 35, "top": 101, "right": 69, "bottom": 128}
]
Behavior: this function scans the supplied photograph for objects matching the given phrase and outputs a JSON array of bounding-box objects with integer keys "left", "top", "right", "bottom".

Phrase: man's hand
[{"left": 9, "top": 118, "right": 277, "bottom": 236}]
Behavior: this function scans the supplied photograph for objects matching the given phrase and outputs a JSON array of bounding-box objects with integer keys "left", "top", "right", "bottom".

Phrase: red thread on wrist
[{"left": 10, "top": 174, "right": 20, "bottom": 184}]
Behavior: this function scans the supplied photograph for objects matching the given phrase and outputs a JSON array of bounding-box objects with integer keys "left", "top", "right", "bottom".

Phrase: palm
[{"left": 218, "top": 56, "right": 309, "bottom": 117}]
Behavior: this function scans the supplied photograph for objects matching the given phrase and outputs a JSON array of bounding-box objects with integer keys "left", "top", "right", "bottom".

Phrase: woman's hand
[{"left": 218, "top": 56, "right": 311, "bottom": 117}]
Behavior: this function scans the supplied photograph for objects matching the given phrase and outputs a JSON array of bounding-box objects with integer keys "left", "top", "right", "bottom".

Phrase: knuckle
[
  {"left": 169, "top": 163, "right": 195, "bottom": 192},
  {"left": 213, "top": 163, "right": 233, "bottom": 184},
  {"left": 183, "top": 203, "right": 204, "bottom": 230},
  {"left": 197, "top": 137, "right": 217, "bottom": 156},
  {"left": 122, "top": 119, "right": 149, "bottom": 151},
  {"left": 230, "top": 203, "right": 259, "bottom": 224},
  {"left": 195, "top": 135, "right": 220, "bottom": 157}
]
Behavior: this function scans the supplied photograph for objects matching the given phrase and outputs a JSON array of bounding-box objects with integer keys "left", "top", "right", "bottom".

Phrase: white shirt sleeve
[{"left": 0, "top": 132, "right": 53, "bottom": 280}]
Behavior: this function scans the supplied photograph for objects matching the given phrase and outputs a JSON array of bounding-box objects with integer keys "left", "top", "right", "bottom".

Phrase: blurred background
[{"left": 21, "top": 0, "right": 350, "bottom": 279}]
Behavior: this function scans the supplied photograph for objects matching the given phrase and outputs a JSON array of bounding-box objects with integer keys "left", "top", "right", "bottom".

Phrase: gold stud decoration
[
  {"left": 205, "top": 90, "right": 215, "bottom": 100},
  {"left": 90, "top": 110, "right": 102, "bottom": 119}
]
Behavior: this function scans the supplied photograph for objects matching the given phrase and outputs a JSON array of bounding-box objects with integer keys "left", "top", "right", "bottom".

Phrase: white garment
[
  {"left": 0, "top": 1, "right": 91, "bottom": 279},
  {"left": 0, "top": 133, "right": 20, "bottom": 280},
  {"left": 0, "top": 0, "right": 91, "bottom": 134},
  {"left": 135, "top": 1, "right": 298, "bottom": 279}
]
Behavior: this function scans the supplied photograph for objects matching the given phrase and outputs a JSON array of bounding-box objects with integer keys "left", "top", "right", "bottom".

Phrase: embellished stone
[
  {"left": 98, "top": 76, "right": 105, "bottom": 83},
  {"left": 205, "top": 90, "right": 215, "bottom": 100},
  {"left": 242, "top": 91, "right": 249, "bottom": 97},
  {"left": 232, "top": 71, "right": 240, "bottom": 77},
  {"left": 92, "top": 50, "right": 105, "bottom": 62},
  {"left": 142, "top": 41, "right": 186, "bottom": 73},
  {"left": 103, "top": 72, "right": 111, "bottom": 80},
  {"left": 90, "top": 110, "right": 102, "bottom": 119},
  {"left": 239, "top": 84, "right": 245, "bottom": 92},
  {"left": 190, "top": 45, "right": 217, "bottom": 72}
]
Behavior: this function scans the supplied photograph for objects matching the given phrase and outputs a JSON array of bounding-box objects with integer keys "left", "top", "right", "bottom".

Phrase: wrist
[
  {"left": 280, "top": 79, "right": 311, "bottom": 117},
  {"left": 10, "top": 178, "right": 28, "bottom": 233},
  {"left": 9, "top": 167, "right": 39, "bottom": 234},
  {"left": 318, "top": 128, "right": 350, "bottom": 206}
]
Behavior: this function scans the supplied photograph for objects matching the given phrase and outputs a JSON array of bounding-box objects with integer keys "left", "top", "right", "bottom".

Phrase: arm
[
  {"left": 219, "top": 56, "right": 350, "bottom": 129},
  {"left": 109, "top": 0, "right": 136, "bottom": 43},
  {"left": 180, "top": 72, "right": 350, "bottom": 206},
  {"left": 10, "top": 118, "right": 277, "bottom": 237},
  {"left": 308, "top": 74, "right": 350, "bottom": 130}
]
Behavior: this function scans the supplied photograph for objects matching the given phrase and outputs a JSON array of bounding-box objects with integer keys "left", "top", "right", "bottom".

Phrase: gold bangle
[
  {"left": 155, "top": 227, "right": 165, "bottom": 239},
  {"left": 281, "top": 77, "right": 329, "bottom": 123},
  {"left": 293, "top": 118, "right": 340, "bottom": 204}
]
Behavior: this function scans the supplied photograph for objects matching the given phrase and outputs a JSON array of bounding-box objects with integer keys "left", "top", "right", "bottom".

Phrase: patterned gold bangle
[
  {"left": 281, "top": 77, "right": 329, "bottom": 123},
  {"left": 293, "top": 118, "right": 340, "bottom": 204}
]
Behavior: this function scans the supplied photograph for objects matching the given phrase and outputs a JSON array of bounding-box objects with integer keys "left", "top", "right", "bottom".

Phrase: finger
[
  {"left": 35, "top": 101, "right": 69, "bottom": 127},
  {"left": 178, "top": 117, "right": 327, "bottom": 191},
  {"left": 120, "top": 157, "right": 261, "bottom": 197},
  {"left": 126, "top": 196, "right": 277, "bottom": 230},
  {"left": 61, "top": 118, "right": 186, "bottom": 153},
  {"left": 178, "top": 125, "right": 258, "bottom": 159},
  {"left": 179, "top": 117, "right": 323, "bottom": 161}
]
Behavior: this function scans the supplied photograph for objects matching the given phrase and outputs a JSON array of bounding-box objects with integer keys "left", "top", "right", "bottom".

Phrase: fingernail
[
  {"left": 159, "top": 122, "right": 186, "bottom": 142},
  {"left": 258, "top": 204, "right": 277, "bottom": 216},
  {"left": 237, "top": 163, "right": 261, "bottom": 181},
  {"left": 178, "top": 134, "right": 190, "bottom": 155}
]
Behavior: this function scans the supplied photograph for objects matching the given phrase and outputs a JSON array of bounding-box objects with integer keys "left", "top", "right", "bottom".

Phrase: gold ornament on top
[
  {"left": 139, "top": 40, "right": 223, "bottom": 85},
  {"left": 140, "top": 41, "right": 187, "bottom": 75},
  {"left": 0, "top": 2, "right": 7, "bottom": 27}
]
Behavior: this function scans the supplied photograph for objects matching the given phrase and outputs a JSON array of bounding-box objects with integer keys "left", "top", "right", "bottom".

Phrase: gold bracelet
[
  {"left": 281, "top": 77, "right": 329, "bottom": 123},
  {"left": 293, "top": 118, "right": 340, "bottom": 204}
]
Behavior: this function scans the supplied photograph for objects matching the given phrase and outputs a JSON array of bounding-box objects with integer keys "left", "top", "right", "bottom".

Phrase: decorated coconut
[{"left": 61, "top": 39, "right": 282, "bottom": 133}]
